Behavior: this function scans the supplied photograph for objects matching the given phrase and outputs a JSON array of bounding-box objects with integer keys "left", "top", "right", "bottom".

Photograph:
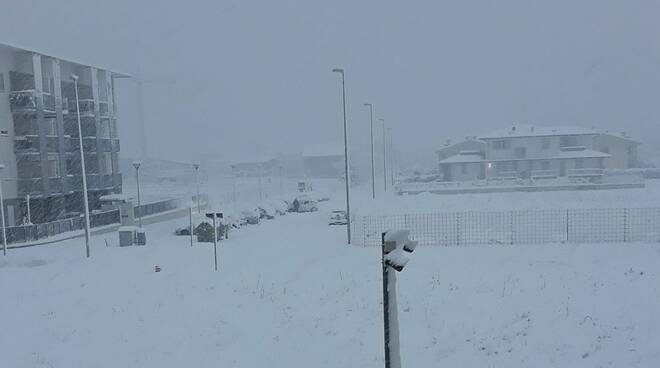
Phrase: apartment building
[{"left": 0, "top": 42, "right": 127, "bottom": 225}]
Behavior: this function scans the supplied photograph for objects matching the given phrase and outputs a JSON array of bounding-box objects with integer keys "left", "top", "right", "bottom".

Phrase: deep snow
[{"left": 1, "top": 194, "right": 659, "bottom": 367}]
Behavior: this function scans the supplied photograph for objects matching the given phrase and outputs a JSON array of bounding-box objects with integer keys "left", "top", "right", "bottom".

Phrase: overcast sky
[{"left": 1, "top": 0, "right": 659, "bottom": 165}]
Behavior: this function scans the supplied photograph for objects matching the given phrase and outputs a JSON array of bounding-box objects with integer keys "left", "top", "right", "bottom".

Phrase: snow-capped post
[
  {"left": 206, "top": 212, "right": 223, "bottom": 271},
  {"left": 381, "top": 229, "right": 418, "bottom": 368}
]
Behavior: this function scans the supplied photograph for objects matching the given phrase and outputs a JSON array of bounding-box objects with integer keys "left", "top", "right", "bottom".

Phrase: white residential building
[{"left": 438, "top": 125, "right": 639, "bottom": 182}]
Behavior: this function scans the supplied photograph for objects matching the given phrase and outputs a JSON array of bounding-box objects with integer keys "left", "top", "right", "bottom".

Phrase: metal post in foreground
[
  {"left": 0, "top": 165, "right": 7, "bottom": 256},
  {"left": 26, "top": 194, "right": 31, "bottom": 224},
  {"left": 332, "top": 68, "right": 351, "bottom": 244},
  {"left": 364, "top": 103, "right": 375, "bottom": 199},
  {"left": 72, "top": 74, "right": 91, "bottom": 258},
  {"left": 381, "top": 230, "right": 418, "bottom": 368}
]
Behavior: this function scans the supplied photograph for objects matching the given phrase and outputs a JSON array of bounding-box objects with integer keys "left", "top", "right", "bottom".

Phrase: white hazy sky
[{"left": 1, "top": 0, "right": 659, "bottom": 164}]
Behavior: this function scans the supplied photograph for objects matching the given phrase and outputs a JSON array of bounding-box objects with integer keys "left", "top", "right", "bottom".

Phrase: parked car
[
  {"left": 328, "top": 210, "right": 348, "bottom": 225},
  {"left": 256, "top": 205, "right": 276, "bottom": 220}
]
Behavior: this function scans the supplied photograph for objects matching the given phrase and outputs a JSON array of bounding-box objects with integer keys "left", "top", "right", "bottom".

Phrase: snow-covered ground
[
  {"left": 354, "top": 179, "right": 660, "bottom": 215},
  {"left": 1, "top": 193, "right": 659, "bottom": 367}
]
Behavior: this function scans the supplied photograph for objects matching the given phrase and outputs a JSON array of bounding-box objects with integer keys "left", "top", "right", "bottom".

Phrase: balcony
[
  {"left": 69, "top": 99, "right": 95, "bottom": 117},
  {"left": 99, "top": 101, "right": 110, "bottom": 117},
  {"left": 17, "top": 178, "right": 42, "bottom": 196},
  {"left": 66, "top": 174, "right": 101, "bottom": 191},
  {"left": 48, "top": 177, "right": 64, "bottom": 194},
  {"left": 70, "top": 137, "right": 98, "bottom": 152},
  {"left": 9, "top": 90, "right": 58, "bottom": 115},
  {"left": 14, "top": 136, "right": 66, "bottom": 154}
]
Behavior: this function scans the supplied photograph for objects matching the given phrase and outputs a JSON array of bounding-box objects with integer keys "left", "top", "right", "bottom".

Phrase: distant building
[
  {"left": 438, "top": 125, "right": 640, "bottom": 182},
  {"left": 234, "top": 152, "right": 343, "bottom": 179},
  {"left": 0, "top": 42, "right": 127, "bottom": 225}
]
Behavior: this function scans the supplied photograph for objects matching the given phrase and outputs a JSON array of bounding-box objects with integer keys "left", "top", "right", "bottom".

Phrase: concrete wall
[{"left": 594, "top": 134, "right": 638, "bottom": 169}]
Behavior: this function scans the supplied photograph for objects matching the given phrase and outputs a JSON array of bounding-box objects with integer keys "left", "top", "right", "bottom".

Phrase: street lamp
[
  {"left": 132, "top": 161, "right": 143, "bottom": 227},
  {"left": 364, "top": 103, "right": 376, "bottom": 199},
  {"left": 389, "top": 128, "right": 395, "bottom": 187},
  {"left": 71, "top": 74, "right": 92, "bottom": 258},
  {"left": 0, "top": 164, "right": 7, "bottom": 256},
  {"left": 193, "top": 163, "right": 201, "bottom": 212},
  {"left": 379, "top": 118, "right": 387, "bottom": 193},
  {"left": 332, "top": 68, "right": 351, "bottom": 244}
]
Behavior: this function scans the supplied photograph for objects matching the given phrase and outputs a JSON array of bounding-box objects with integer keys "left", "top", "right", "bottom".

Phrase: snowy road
[{"left": 2, "top": 197, "right": 660, "bottom": 367}]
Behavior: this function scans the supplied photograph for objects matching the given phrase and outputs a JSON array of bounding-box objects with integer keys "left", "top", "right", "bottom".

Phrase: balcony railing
[
  {"left": 48, "top": 177, "right": 64, "bottom": 193},
  {"left": 66, "top": 174, "right": 101, "bottom": 191},
  {"left": 70, "top": 137, "right": 98, "bottom": 152}
]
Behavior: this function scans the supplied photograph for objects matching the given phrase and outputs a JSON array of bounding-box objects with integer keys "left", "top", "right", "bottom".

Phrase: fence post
[
  {"left": 623, "top": 208, "right": 628, "bottom": 243},
  {"left": 565, "top": 209, "right": 570, "bottom": 243},
  {"left": 455, "top": 212, "right": 461, "bottom": 246},
  {"left": 510, "top": 210, "right": 514, "bottom": 245}
]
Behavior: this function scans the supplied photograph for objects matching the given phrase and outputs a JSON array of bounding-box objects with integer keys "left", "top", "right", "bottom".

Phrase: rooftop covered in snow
[{"left": 479, "top": 125, "right": 598, "bottom": 140}]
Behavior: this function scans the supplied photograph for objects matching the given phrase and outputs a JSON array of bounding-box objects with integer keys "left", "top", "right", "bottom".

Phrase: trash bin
[
  {"left": 119, "top": 226, "right": 136, "bottom": 247},
  {"left": 136, "top": 228, "right": 147, "bottom": 246}
]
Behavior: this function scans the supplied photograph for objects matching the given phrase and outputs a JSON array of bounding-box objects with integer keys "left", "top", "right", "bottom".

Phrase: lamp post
[
  {"left": 193, "top": 163, "right": 201, "bottom": 212},
  {"left": 71, "top": 74, "right": 91, "bottom": 258},
  {"left": 0, "top": 164, "right": 7, "bottom": 256},
  {"left": 231, "top": 165, "right": 237, "bottom": 202},
  {"left": 389, "top": 128, "right": 395, "bottom": 187},
  {"left": 332, "top": 68, "right": 351, "bottom": 244},
  {"left": 379, "top": 118, "right": 387, "bottom": 192},
  {"left": 364, "top": 103, "right": 375, "bottom": 199},
  {"left": 132, "top": 161, "right": 143, "bottom": 227}
]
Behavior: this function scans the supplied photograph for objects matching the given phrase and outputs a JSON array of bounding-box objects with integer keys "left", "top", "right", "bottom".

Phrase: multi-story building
[
  {"left": 0, "top": 42, "right": 127, "bottom": 225},
  {"left": 438, "top": 125, "right": 640, "bottom": 182}
]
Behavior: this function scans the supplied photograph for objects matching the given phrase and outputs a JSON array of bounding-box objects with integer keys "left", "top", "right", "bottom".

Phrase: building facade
[
  {"left": 437, "top": 125, "right": 637, "bottom": 182},
  {"left": 0, "top": 42, "right": 126, "bottom": 225}
]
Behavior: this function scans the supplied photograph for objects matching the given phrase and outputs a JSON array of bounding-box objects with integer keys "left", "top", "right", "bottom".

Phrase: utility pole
[
  {"left": 364, "top": 103, "right": 375, "bottom": 199},
  {"left": 332, "top": 68, "right": 351, "bottom": 244}
]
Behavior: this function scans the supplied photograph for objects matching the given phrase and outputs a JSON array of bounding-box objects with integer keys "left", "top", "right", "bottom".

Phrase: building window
[
  {"left": 0, "top": 72, "right": 5, "bottom": 92},
  {"left": 47, "top": 157, "right": 60, "bottom": 178},
  {"left": 542, "top": 138, "right": 550, "bottom": 149},
  {"left": 493, "top": 140, "right": 510, "bottom": 150},
  {"left": 560, "top": 136, "right": 578, "bottom": 147},
  {"left": 575, "top": 159, "right": 583, "bottom": 169},
  {"left": 45, "top": 118, "right": 57, "bottom": 136},
  {"left": 514, "top": 147, "right": 526, "bottom": 158},
  {"left": 461, "top": 163, "right": 467, "bottom": 174}
]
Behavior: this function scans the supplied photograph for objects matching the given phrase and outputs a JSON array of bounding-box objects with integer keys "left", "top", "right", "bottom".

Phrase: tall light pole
[
  {"left": 0, "top": 164, "right": 7, "bottom": 256},
  {"left": 132, "top": 161, "right": 143, "bottom": 227},
  {"left": 389, "top": 128, "right": 395, "bottom": 187},
  {"left": 379, "top": 118, "right": 387, "bottom": 192},
  {"left": 332, "top": 68, "right": 351, "bottom": 244},
  {"left": 193, "top": 163, "right": 201, "bottom": 212},
  {"left": 72, "top": 74, "right": 91, "bottom": 258},
  {"left": 364, "top": 103, "right": 376, "bottom": 199}
]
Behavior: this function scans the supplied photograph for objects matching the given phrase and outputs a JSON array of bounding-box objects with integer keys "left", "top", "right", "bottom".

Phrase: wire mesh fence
[{"left": 351, "top": 207, "right": 660, "bottom": 247}]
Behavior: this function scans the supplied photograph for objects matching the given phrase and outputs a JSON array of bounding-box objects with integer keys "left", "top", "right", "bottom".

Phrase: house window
[
  {"left": 542, "top": 138, "right": 550, "bottom": 149},
  {"left": 560, "top": 136, "right": 578, "bottom": 147},
  {"left": 602, "top": 147, "right": 610, "bottom": 154},
  {"left": 493, "top": 140, "right": 510, "bottom": 150},
  {"left": 541, "top": 161, "right": 550, "bottom": 170},
  {"left": 44, "top": 118, "right": 57, "bottom": 136},
  {"left": 514, "top": 147, "right": 526, "bottom": 158},
  {"left": 575, "top": 159, "right": 583, "bottom": 169},
  {"left": 47, "top": 156, "right": 60, "bottom": 178},
  {"left": 461, "top": 163, "right": 467, "bottom": 174},
  {"left": 0, "top": 72, "right": 5, "bottom": 92}
]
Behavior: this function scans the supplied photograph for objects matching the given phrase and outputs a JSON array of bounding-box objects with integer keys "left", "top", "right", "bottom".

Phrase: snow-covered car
[
  {"left": 256, "top": 205, "right": 276, "bottom": 220},
  {"left": 240, "top": 210, "right": 260, "bottom": 225},
  {"left": 328, "top": 210, "right": 347, "bottom": 225},
  {"left": 291, "top": 196, "right": 318, "bottom": 213},
  {"left": 270, "top": 200, "right": 288, "bottom": 216}
]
